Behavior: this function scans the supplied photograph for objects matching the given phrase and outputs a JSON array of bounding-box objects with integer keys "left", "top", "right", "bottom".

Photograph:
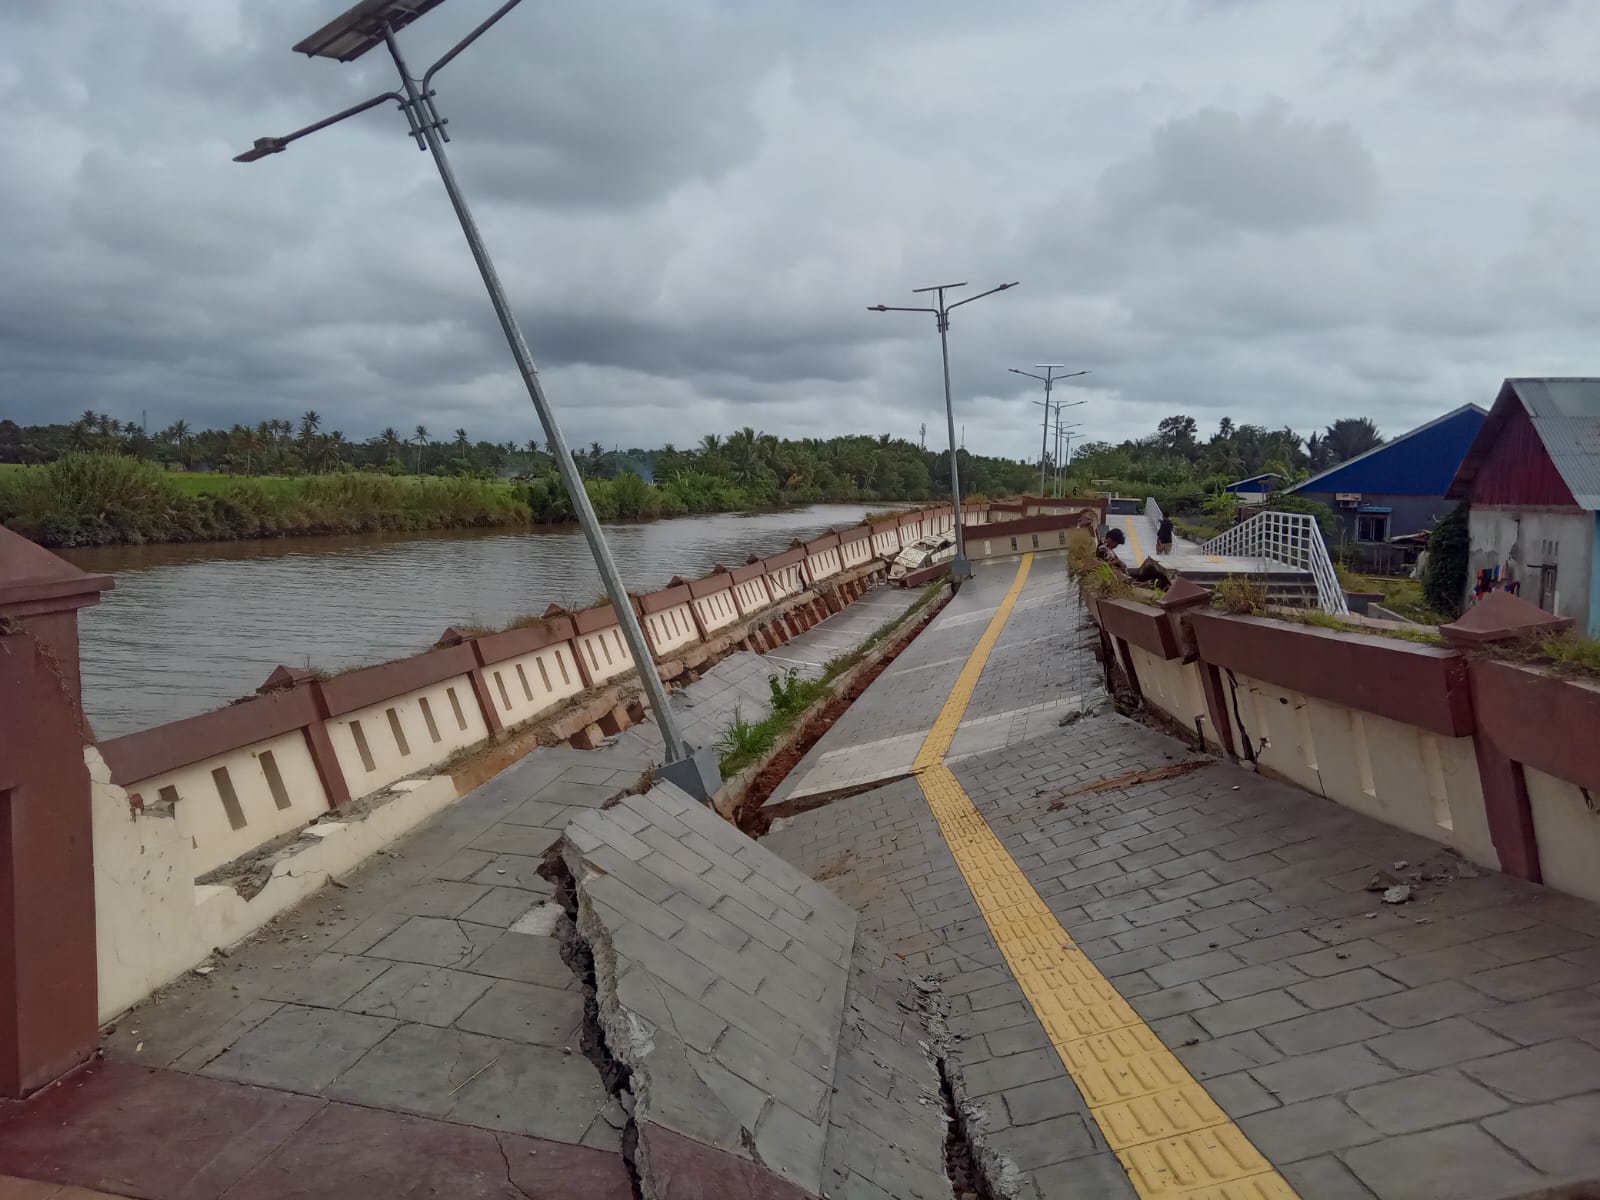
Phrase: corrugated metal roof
[
  {"left": 1507, "top": 379, "right": 1600, "bottom": 509},
  {"left": 1291, "top": 404, "right": 1486, "bottom": 498}
]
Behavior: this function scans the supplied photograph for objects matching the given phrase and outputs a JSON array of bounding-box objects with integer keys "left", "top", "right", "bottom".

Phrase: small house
[
  {"left": 1290, "top": 404, "right": 1486, "bottom": 571},
  {"left": 1446, "top": 378, "right": 1600, "bottom": 635},
  {"left": 1223, "top": 472, "right": 1286, "bottom": 505}
]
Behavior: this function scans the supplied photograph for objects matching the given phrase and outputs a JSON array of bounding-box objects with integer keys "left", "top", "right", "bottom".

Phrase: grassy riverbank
[
  {"left": 0, "top": 457, "right": 531, "bottom": 547},
  {"left": 0, "top": 456, "right": 927, "bottom": 549}
]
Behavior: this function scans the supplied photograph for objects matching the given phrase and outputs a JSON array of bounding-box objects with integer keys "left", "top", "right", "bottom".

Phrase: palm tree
[
  {"left": 170, "top": 419, "right": 192, "bottom": 469},
  {"left": 726, "top": 427, "right": 761, "bottom": 484},
  {"left": 380, "top": 426, "right": 402, "bottom": 465},
  {"left": 412, "top": 425, "right": 429, "bottom": 474},
  {"left": 454, "top": 428, "right": 469, "bottom": 449},
  {"left": 316, "top": 431, "right": 349, "bottom": 473},
  {"left": 1319, "top": 418, "right": 1382, "bottom": 468}
]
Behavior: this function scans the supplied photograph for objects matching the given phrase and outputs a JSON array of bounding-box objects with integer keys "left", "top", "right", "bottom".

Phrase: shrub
[
  {"left": 1213, "top": 574, "right": 1267, "bottom": 615},
  {"left": 1423, "top": 502, "right": 1469, "bottom": 617},
  {"left": 1065, "top": 528, "right": 1096, "bottom": 577}
]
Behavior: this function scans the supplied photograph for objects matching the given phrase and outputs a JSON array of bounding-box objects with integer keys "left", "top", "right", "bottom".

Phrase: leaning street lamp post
[
  {"left": 234, "top": 0, "right": 705, "bottom": 783},
  {"left": 1010, "top": 365, "right": 1087, "bottom": 497},
  {"left": 868, "top": 281, "right": 1018, "bottom": 581}
]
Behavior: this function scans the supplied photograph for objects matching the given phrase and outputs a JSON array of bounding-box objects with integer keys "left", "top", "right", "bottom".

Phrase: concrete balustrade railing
[
  {"left": 1093, "top": 592, "right": 1600, "bottom": 905},
  {"left": 93, "top": 504, "right": 977, "bottom": 884}
]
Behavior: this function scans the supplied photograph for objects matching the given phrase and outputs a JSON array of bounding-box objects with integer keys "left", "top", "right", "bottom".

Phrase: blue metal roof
[{"left": 1292, "top": 405, "right": 1486, "bottom": 498}]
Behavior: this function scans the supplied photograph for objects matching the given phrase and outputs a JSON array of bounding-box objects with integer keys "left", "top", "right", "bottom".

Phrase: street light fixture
[
  {"left": 233, "top": 0, "right": 708, "bottom": 788},
  {"left": 868, "top": 280, "right": 1019, "bottom": 580},
  {"left": 1009, "top": 364, "right": 1087, "bottom": 497}
]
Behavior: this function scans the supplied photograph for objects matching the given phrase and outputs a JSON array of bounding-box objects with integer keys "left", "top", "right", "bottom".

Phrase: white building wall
[{"left": 1465, "top": 508, "right": 1594, "bottom": 633}]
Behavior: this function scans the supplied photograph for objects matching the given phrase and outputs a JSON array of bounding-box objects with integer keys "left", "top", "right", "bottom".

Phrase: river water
[{"left": 61, "top": 504, "right": 890, "bottom": 738}]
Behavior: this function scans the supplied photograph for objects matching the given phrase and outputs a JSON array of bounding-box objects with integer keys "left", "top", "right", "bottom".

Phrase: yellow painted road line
[
  {"left": 1122, "top": 516, "right": 1147, "bottom": 564},
  {"left": 910, "top": 556, "right": 1298, "bottom": 1200}
]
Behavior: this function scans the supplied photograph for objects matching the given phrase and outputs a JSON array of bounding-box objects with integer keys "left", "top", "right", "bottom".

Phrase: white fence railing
[
  {"left": 1199, "top": 509, "right": 1348, "bottom": 615},
  {"left": 1144, "top": 496, "right": 1164, "bottom": 526}
]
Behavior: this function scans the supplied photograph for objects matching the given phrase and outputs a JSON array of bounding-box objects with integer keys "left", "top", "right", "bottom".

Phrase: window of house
[{"left": 1355, "top": 513, "right": 1389, "bottom": 543}]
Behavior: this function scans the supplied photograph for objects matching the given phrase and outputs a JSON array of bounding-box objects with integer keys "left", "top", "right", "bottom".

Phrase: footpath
[
  {"left": 763, "top": 554, "right": 1600, "bottom": 1199},
  {"left": 5, "top": 555, "right": 1600, "bottom": 1199}
]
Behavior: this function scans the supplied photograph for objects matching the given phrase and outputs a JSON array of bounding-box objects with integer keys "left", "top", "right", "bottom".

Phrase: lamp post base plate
[{"left": 658, "top": 744, "right": 723, "bottom": 804}]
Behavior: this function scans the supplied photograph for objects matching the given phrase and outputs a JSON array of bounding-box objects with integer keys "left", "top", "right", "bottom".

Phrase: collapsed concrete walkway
[
  {"left": 10, "top": 555, "right": 1600, "bottom": 1199},
  {"left": 763, "top": 554, "right": 1600, "bottom": 1199},
  {"left": 0, "top": 593, "right": 921, "bottom": 1200}
]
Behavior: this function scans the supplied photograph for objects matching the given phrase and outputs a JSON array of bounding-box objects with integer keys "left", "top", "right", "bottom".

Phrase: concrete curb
[{"left": 709, "top": 583, "right": 953, "bottom": 821}]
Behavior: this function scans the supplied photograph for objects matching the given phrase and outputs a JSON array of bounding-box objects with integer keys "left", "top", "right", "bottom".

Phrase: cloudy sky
[{"left": 1, "top": 0, "right": 1595, "bottom": 458}]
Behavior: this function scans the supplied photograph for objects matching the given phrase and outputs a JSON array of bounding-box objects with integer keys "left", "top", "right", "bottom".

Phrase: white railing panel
[{"left": 1199, "top": 509, "right": 1348, "bottom": 615}]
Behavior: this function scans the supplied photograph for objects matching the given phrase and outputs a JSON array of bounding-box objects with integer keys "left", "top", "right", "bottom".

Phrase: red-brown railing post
[{"left": 0, "top": 528, "right": 111, "bottom": 1096}]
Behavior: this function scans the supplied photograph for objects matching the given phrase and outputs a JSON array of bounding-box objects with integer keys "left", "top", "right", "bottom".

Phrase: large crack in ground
[{"left": 540, "top": 851, "right": 645, "bottom": 1200}]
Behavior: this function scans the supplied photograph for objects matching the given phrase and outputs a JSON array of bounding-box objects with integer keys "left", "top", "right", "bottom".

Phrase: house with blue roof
[
  {"left": 1288, "top": 403, "right": 1487, "bottom": 567},
  {"left": 1223, "top": 472, "right": 1287, "bottom": 505}
]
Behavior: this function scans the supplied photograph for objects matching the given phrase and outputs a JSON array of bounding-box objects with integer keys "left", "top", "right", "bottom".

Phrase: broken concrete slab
[{"left": 546, "top": 782, "right": 953, "bottom": 1200}]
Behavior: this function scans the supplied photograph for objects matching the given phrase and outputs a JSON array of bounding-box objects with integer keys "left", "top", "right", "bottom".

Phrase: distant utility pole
[
  {"left": 1052, "top": 411, "right": 1083, "bottom": 497},
  {"left": 1009, "top": 365, "right": 1087, "bottom": 496},
  {"left": 868, "top": 280, "right": 1019, "bottom": 581},
  {"left": 919, "top": 422, "right": 926, "bottom": 451}
]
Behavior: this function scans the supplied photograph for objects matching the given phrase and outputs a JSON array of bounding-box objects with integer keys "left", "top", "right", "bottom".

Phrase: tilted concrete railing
[
  {"left": 94, "top": 503, "right": 966, "bottom": 880},
  {"left": 1093, "top": 593, "right": 1600, "bottom": 905}
]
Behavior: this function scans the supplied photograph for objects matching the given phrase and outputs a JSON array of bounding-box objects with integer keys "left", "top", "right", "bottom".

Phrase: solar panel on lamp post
[
  {"left": 868, "top": 281, "right": 1018, "bottom": 582},
  {"left": 1010, "top": 365, "right": 1088, "bottom": 498},
  {"left": 232, "top": 0, "right": 712, "bottom": 792}
]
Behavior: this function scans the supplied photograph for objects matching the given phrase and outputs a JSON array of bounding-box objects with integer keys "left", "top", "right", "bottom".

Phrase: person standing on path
[{"left": 1156, "top": 515, "right": 1174, "bottom": 554}]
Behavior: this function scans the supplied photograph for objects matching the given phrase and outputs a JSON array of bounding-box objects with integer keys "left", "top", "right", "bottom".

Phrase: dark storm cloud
[
  {"left": 2, "top": 0, "right": 1599, "bottom": 458},
  {"left": 1098, "top": 103, "right": 1378, "bottom": 236}
]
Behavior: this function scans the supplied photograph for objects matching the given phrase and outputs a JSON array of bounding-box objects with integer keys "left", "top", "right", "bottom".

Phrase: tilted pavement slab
[
  {"left": 768, "top": 554, "right": 1096, "bottom": 804},
  {"left": 549, "top": 781, "right": 952, "bottom": 1200}
]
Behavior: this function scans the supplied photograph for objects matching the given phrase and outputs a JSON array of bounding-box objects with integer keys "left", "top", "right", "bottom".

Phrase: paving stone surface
[
  {"left": 760, "top": 554, "right": 1600, "bottom": 1199},
  {"left": 552, "top": 781, "right": 951, "bottom": 1200}
]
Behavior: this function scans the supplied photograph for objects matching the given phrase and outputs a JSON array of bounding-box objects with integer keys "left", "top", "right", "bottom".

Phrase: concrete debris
[
  {"left": 1366, "top": 870, "right": 1404, "bottom": 893},
  {"left": 1382, "top": 885, "right": 1414, "bottom": 905}
]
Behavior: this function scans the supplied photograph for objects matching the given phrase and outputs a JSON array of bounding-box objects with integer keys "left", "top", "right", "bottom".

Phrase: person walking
[{"left": 1156, "top": 515, "right": 1174, "bottom": 554}]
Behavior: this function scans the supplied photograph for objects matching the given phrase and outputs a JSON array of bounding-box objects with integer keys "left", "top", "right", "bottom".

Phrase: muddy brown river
[{"left": 61, "top": 504, "right": 891, "bottom": 738}]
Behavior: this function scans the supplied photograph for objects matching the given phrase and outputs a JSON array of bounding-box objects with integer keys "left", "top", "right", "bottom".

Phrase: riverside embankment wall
[
  {"left": 83, "top": 500, "right": 1100, "bottom": 1018},
  {"left": 1094, "top": 592, "right": 1600, "bottom": 908}
]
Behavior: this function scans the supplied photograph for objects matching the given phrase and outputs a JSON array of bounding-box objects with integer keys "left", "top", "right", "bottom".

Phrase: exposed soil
[
  {"left": 735, "top": 591, "right": 949, "bottom": 836},
  {"left": 1042, "top": 759, "right": 1211, "bottom": 810}
]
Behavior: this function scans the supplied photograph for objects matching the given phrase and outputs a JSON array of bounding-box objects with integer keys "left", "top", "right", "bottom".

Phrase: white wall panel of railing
[
  {"left": 577, "top": 625, "right": 637, "bottom": 683},
  {"left": 1145, "top": 496, "right": 1164, "bottom": 526},
  {"left": 693, "top": 588, "right": 741, "bottom": 634},
  {"left": 734, "top": 577, "right": 773, "bottom": 615},
  {"left": 1199, "top": 510, "right": 1349, "bottom": 615},
  {"left": 647, "top": 604, "right": 701, "bottom": 655}
]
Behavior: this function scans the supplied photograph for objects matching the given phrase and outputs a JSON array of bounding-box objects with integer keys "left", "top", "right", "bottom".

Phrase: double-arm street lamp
[
  {"left": 233, "top": 0, "right": 706, "bottom": 785},
  {"left": 868, "top": 281, "right": 1018, "bottom": 581},
  {"left": 1009, "top": 365, "right": 1087, "bottom": 497}
]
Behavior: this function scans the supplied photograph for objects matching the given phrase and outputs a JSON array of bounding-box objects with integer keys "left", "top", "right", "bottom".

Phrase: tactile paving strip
[{"left": 909, "top": 554, "right": 1298, "bottom": 1199}]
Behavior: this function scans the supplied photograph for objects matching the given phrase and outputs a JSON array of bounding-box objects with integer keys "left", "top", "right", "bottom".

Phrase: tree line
[
  {"left": 1059, "top": 414, "right": 1385, "bottom": 521},
  {"left": 0, "top": 410, "right": 1041, "bottom": 545}
]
